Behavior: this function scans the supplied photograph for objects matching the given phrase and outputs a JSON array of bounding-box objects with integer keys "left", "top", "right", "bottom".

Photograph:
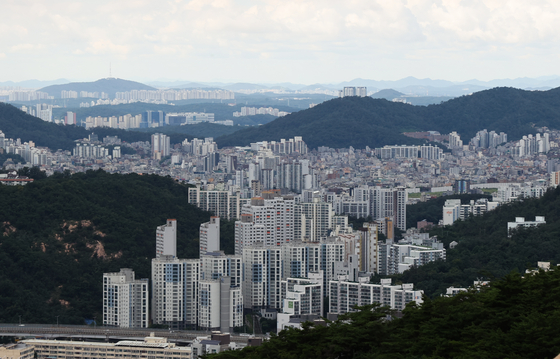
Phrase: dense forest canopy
[
  {"left": 385, "top": 186, "right": 560, "bottom": 298},
  {"left": 0, "top": 170, "right": 234, "bottom": 324},
  {"left": 206, "top": 267, "right": 560, "bottom": 359}
]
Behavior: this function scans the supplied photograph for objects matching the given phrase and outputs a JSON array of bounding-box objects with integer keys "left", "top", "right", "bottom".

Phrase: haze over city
[
  {"left": 4, "top": 1, "right": 560, "bottom": 358},
  {"left": 2, "top": 0, "right": 560, "bottom": 83}
]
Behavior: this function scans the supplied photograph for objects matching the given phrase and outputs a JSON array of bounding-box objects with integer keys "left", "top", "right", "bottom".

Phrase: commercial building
[
  {"left": 103, "top": 268, "right": 149, "bottom": 328},
  {"left": 0, "top": 343, "right": 34, "bottom": 359},
  {"left": 23, "top": 334, "right": 191, "bottom": 359}
]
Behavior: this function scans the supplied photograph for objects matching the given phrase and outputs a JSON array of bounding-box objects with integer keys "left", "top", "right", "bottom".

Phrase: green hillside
[
  {"left": 207, "top": 267, "right": 560, "bottom": 359},
  {"left": 217, "top": 87, "right": 560, "bottom": 149},
  {"left": 390, "top": 186, "right": 560, "bottom": 297},
  {"left": 39, "top": 78, "right": 156, "bottom": 98},
  {"left": 0, "top": 170, "right": 230, "bottom": 324}
]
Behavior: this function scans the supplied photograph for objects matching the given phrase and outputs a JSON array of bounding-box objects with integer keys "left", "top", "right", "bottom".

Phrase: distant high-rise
[
  {"left": 339, "top": 87, "right": 367, "bottom": 98},
  {"left": 156, "top": 219, "right": 177, "bottom": 258},
  {"left": 65, "top": 111, "right": 76, "bottom": 126},
  {"left": 151, "top": 133, "right": 170, "bottom": 159}
]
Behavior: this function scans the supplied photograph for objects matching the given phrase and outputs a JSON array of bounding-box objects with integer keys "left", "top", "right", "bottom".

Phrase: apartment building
[{"left": 103, "top": 268, "right": 149, "bottom": 328}]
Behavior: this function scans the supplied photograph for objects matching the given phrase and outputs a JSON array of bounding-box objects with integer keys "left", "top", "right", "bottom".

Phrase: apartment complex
[{"left": 329, "top": 277, "right": 423, "bottom": 313}]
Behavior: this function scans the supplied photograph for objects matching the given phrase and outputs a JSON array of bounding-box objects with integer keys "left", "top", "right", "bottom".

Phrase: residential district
[{"left": 1, "top": 123, "right": 558, "bottom": 358}]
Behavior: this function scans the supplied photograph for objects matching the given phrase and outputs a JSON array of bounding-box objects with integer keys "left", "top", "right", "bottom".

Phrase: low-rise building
[
  {"left": 23, "top": 334, "right": 191, "bottom": 359},
  {"left": 0, "top": 343, "right": 34, "bottom": 359},
  {"left": 507, "top": 216, "right": 546, "bottom": 236},
  {"left": 329, "top": 277, "right": 423, "bottom": 314}
]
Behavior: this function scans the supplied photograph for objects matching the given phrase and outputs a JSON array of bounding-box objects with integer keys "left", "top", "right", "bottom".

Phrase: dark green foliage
[
  {"left": 406, "top": 194, "right": 492, "bottom": 228},
  {"left": 17, "top": 166, "right": 47, "bottom": 180},
  {"left": 0, "top": 152, "right": 25, "bottom": 165},
  {"left": 0, "top": 170, "right": 214, "bottom": 324},
  {"left": 394, "top": 187, "right": 560, "bottom": 297},
  {"left": 259, "top": 318, "right": 277, "bottom": 334},
  {"left": 217, "top": 96, "right": 426, "bottom": 150},
  {"left": 217, "top": 87, "right": 560, "bottom": 149},
  {"left": 0, "top": 103, "right": 91, "bottom": 150},
  {"left": 207, "top": 269, "right": 560, "bottom": 359}
]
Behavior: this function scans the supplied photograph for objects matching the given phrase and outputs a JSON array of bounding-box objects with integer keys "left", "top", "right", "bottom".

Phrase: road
[{"left": 0, "top": 324, "right": 261, "bottom": 344}]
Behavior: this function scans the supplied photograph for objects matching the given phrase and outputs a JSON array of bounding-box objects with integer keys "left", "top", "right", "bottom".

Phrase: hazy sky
[{"left": 2, "top": 0, "right": 559, "bottom": 84}]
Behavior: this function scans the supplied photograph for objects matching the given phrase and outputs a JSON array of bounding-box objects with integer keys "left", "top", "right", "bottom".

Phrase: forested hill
[
  {"left": 207, "top": 268, "right": 560, "bottom": 358},
  {"left": 0, "top": 170, "right": 227, "bottom": 324},
  {"left": 216, "top": 86, "right": 560, "bottom": 149},
  {"left": 389, "top": 185, "right": 560, "bottom": 297},
  {"left": 39, "top": 78, "right": 156, "bottom": 98}
]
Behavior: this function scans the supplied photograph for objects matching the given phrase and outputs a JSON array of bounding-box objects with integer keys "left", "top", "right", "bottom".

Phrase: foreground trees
[{"left": 207, "top": 267, "right": 560, "bottom": 359}]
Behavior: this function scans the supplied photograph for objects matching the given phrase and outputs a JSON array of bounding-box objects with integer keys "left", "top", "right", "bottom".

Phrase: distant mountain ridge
[
  {"left": 216, "top": 86, "right": 560, "bottom": 150},
  {"left": 39, "top": 78, "right": 156, "bottom": 98}
]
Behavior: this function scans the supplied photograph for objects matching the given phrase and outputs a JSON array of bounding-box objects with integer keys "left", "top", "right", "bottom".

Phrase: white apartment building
[
  {"left": 443, "top": 198, "right": 499, "bottom": 226},
  {"left": 329, "top": 278, "right": 423, "bottom": 314},
  {"left": 293, "top": 198, "right": 334, "bottom": 242},
  {"left": 200, "top": 251, "right": 242, "bottom": 287},
  {"left": 234, "top": 196, "right": 295, "bottom": 255},
  {"left": 320, "top": 238, "right": 346, "bottom": 297},
  {"left": 493, "top": 184, "right": 547, "bottom": 203},
  {"left": 280, "top": 273, "right": 324, "bottom": 316},
  {"left": 281, "top": 241, "right": 321, "bottom": 279},
  {"left": 156, "top": 219, "right": 177, "bottom": 258},
  {"left": 198, "top": 277, "right": 243, "bottom": 332},
  {"left": 188, "top": 186, "right": 248, "bottom": 220},
  {"left": 200, "top": 217, "right": 220, "bottom": 258},
  {"left": 384, "top": 243, "right": 445, "bottom": 275},
  {"left": 242, "top": 244, "right": 283, "bottom": 309},
  {"left": 151, "top": 256, "right": 199, "bottom": 329},
  {"left": 103, "top": 268, "right": 149, "bottom": 328}
]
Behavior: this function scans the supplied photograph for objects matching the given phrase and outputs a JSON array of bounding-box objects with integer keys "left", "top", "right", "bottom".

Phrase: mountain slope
[
  {"left": 0, "top": 171, "right": 222, "bottom": 324},
  {"left": 217, "top": 87, "right": 560, "bottom": 149},
  {"left": 390, "top": 186, "right": 560, "bottom": 297},
  {"left": 216, "top": 96, "right": 427, "bottom": 149},
  {"left": 40, "top": 78, "right": 156, "bottom": 98}
]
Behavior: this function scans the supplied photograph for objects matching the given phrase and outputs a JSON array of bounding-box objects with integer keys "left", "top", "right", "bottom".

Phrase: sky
[{"left": 1, "top": 0, "right": 560, "bottom": 84}]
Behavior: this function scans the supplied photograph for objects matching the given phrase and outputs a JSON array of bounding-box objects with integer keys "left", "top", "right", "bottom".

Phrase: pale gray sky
[{"left": 1, "top": 0, "right": 559, "bottom": 84}]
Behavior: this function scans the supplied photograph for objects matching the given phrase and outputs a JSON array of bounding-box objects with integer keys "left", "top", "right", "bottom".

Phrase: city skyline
[{"left": 1, "top": 0, "right": 559, "bottom": 83}]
